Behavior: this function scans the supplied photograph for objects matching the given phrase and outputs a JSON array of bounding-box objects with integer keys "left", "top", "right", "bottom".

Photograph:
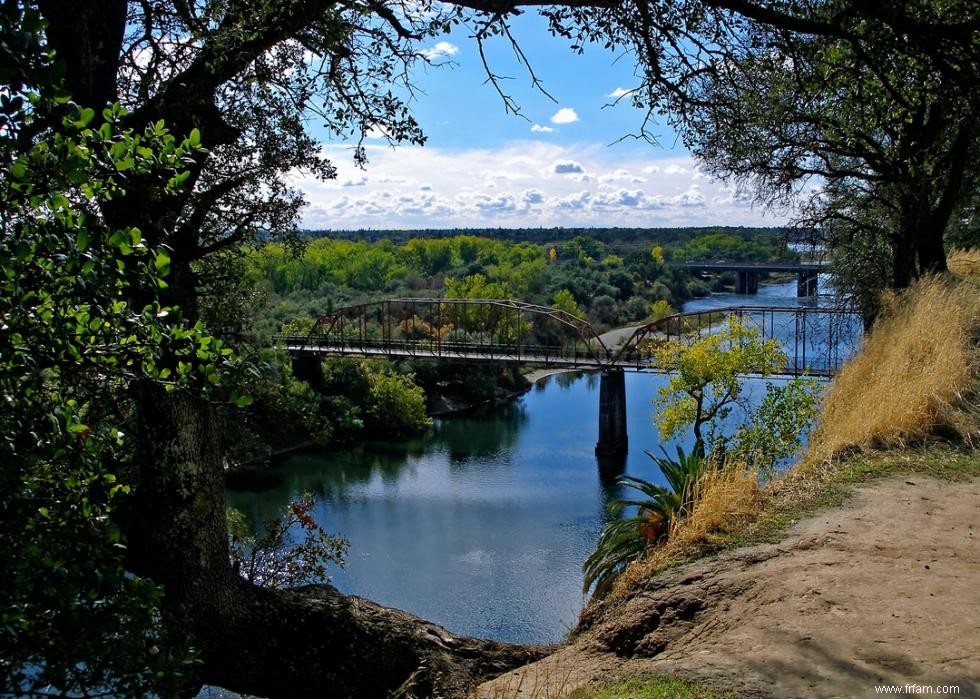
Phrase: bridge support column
[
  {"left": 595, "top": 369, "right": 628, "bottom": 457},
  {"left": 735, "top": 271, "right": 758, "bottom": 294},
  {"left": 797, "top": 271, "right": 819, "bottom": 297},
  {"left": 291, "top": 354, "right": 326, "bottom": 393}
]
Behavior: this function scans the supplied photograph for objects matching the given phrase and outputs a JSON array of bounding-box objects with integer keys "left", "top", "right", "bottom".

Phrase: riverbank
[{"left": 477, "top": 448, "right": 980, "bottom": 698}]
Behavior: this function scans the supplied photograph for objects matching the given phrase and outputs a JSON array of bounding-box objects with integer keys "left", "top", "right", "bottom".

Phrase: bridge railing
[{"left": 275, "top": 335, "right": 610, "bottom": 367}]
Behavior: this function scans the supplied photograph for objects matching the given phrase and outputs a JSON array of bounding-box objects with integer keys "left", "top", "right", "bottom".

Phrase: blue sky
[{"left": 296, "top": 13, "right": 788, "bottom": 231}]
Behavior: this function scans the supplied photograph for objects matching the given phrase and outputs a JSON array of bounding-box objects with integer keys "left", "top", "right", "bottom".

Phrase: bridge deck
[
  {"left": 280, "top": 338, "right": 840, "bottom": 377},
  {"left": 681, "top": 262, "right": 827, "bottom": 273}
]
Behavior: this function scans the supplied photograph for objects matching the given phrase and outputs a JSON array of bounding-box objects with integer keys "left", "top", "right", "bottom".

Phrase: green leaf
[
  {"left": 232, "top": 395, "right": 254, "bottom": 408},
  {"left": 75, "top": 107, "right": 96, "bottom": 127},
  {"left": 168, "top": 170, "right": 192, "bottom": 189},
  {"left": 154, "top": 250, "right": 171, "bottom": 273}
]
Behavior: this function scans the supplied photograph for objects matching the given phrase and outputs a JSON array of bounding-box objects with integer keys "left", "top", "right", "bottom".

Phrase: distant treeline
[{"left": 304, "top": 226, "right": 799, "bottom": 254}]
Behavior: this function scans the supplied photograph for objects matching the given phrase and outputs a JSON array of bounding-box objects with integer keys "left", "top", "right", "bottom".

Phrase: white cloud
[
  {"left": 554, "top": 191, "right": 591, "bottom": 210},
  {"left": 608, "top": 87, "right": 631, "bottom": 99},
  {"left": 550, "top": 107, "right": 579, "bottom": 125},
  {"left": 531, "top": 124, "right": 554, "bottom": 133},
  {"left": 293, "top": 144, "right": 780, "bottom": 229},
  {"left": 470, "top": 193, "right": 519, "bottom": 214},
  {"left": 554, "top": 161, "right": 585, "bottom": 175},
  {"left": 421, "top": 41, "right": 459, "bottom": 61},
  {"left": 599, "top": 169, "right": 640, "bottom": 184},
  {"left": 670, "top": 185, "right": 706, "bottom": 208}
]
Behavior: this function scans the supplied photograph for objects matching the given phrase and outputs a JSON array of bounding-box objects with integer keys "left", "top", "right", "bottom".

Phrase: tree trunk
[
  {"left": 37, "top": 0, "right": 126, "bottom": 108},
  {"left": 915, "top": 228, "right": 949, "bottom": 275},
  {"left": 892, "top": 208, "right": 921, "bottom": 290},
  {"left": 126, "top": 383, "right": 545, "bottom": 698}
]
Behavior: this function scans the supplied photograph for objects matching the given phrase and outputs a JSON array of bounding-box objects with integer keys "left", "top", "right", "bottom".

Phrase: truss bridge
[{"left": 278, "top": 298, "right": 862, "bottom": 458}]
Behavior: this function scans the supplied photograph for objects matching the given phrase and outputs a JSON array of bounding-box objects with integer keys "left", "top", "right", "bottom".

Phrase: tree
[
  {"left": 668, "top": 2, "right": 979, "bottom": 314},
  {"left": 3, "top": 4, "right": 542, "bottom": 696},
  {"left": 649, "top": 316, "right": 786, "bottom": 458},
  {"left": 552, "top": 288, "right": 585, "bottom": 318},
  {"left": 543, "top": 0, "right": 978, "bottom": 318},
  {"left": 582, "top": 446, "right": 703, "bottom": 597},
  {"left": 0, "top": 6, "right": 224, "bottom": 692}
]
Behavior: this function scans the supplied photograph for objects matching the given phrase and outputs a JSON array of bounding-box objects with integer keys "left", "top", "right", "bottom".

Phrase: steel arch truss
[{"left": 290, "top": 298, "right": 611, "bottom": 368}]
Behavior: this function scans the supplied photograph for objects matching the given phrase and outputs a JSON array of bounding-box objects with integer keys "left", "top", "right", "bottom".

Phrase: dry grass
[
  {"left": 476, "top": 664, "right": 578, "bottom": 699},
  {"left": 805, "top": 276, "right": 979, "bottom": 463},
  {"left": 608, "top": 464, "right": 761, "bottom": 601},
  {"left": 948, "top": 248, "right": 980, "bottom": 279}
]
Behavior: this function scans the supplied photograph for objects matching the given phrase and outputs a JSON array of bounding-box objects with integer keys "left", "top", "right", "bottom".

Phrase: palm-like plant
[
  {"left": 644, "top": 444, "right": 704, "bottom": 511},
  {"left": 583, "top": 446, "right": 705, "bottom": 597}
]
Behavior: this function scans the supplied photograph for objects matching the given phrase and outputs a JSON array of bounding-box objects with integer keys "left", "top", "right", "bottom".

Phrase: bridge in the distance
[
  {"left": 279, "top": 298, "right": 861, "bottom": 458},
  {"left": 681, "top": 261, "right": 828, "bottom": 296}
]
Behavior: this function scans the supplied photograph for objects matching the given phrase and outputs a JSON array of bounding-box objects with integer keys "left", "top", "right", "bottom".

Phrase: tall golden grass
[
  {"left": 948, "top": 248, "right": 980, "bottom": 279},
  {"left": 805, "top": 276, "right": 979, "bottom": 463}
]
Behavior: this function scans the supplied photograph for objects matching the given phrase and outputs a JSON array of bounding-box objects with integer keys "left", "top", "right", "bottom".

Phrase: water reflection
[{"left": 430, "top": 400, "right": 528, "bottom": 463}]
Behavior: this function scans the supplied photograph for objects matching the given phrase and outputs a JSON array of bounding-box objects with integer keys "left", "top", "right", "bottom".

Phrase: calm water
[{"left": 226, "top": 279, "right": 852, "bottom": 644}]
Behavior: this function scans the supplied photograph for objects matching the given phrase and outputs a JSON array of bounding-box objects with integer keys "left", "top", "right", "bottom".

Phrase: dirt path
[{"left": 477, "top": 475, "right": 980, "bottom": 698}]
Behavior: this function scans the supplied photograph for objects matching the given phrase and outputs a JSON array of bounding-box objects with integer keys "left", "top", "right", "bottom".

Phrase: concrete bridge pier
[
  {"left": 797, "top": 271, "right": 819, "bottom": 297},
  {"left": 735, "top": 270, "right": 759, "bottom": 294},
  {"left": 595, "top": 369, "right": 628, "bottom": 457}
]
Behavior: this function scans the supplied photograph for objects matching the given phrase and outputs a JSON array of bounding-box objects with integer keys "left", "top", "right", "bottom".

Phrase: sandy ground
[{"left": 477, "top": 475, "right": 980, "bottom": 698}]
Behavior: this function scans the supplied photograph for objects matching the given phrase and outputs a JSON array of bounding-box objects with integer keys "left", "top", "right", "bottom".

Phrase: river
[{"left": 226, "top": 277, "right": 852, "bottom": 645}]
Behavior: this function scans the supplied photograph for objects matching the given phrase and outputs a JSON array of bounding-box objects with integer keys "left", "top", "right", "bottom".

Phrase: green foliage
[
  {"left": 583, "top": 447, "right": 705, "bottom": 597},
  {"left": 444, "top": 272, "right": 510, "bottom": 300},
  {"left": 729, "top": 378, "right": 822, "bottom": 476},
  {"left": 675, "top": 232, "right": 789, "bottom": 263},
  {"left": 318, "top": 358, "right": 431, "bottom": 441},
  {"left": 0, "top": 6, "right": 234, "bottom": 692},
  {"left": 651, "top": 316, "right": 787, "bottom": 456},
  {"left": 228, "top": 493, "right": 347, "bottom": 589},
  {"left": 222, "top": 347, "right": 336, "bottom": 463},
  {"left": 553, "top": 287, "right": 585, "bottom": 317},
  {"left": 575, "top": 674, "right": 739, "bottom": 699},
  {"left": 246, "top": 230, "right": 787, "bottom": 338},
  {"left": 649, "top": 299, "right": 674, "bottom": 321},
  {"left": 364, "top": 365, "right": 432, "bottom": 436}
]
